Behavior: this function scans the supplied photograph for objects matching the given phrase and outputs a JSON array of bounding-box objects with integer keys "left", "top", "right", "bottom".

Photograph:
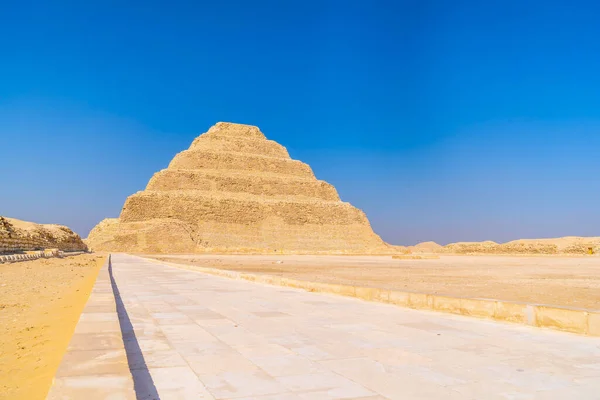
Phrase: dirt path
[
  {"left": 151, "top": 254, "right": 600, "bottom": 310},
  {"left": 0, "top": 254, "right": 105, "bottom": 400}
]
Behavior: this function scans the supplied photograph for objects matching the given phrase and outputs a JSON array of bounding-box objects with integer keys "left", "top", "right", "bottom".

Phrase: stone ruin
[
  {"left": 409, "top": 238, "right": 600, "bottom": 255},
  {"left": 0, "top": 216, "right": 88, "bottom": 254},
  {"left": 87, "top": 122, "right": 400, "bottom": 254}
]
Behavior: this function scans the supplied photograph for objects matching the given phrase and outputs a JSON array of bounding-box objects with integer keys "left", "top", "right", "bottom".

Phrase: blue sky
[{"left": 1, "top": 1, "right": 599, "bottom": 245}]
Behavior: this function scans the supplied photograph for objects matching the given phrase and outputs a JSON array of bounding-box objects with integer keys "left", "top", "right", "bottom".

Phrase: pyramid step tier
[
  {"left": 168, "top": 150, "right": 314, "bottom": 178},
  {"left": 146, "top": 169, "right": 340, "bottom": 201},
  {"left": 190, "top": 134, "right": 290, "bottom": 159},
  {"left": 119, "top": 191, "right": 369, "bottom": 226}
]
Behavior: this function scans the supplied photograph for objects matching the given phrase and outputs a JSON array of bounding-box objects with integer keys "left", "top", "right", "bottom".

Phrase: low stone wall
[
  {"left": 145, "top": 256, "right": 600, "bottom": 337},
  {"left": 0, "top": 237, "right": 47, "bottom": 254},
  {"left": 0, "top": 250, "right": 88, "bottom": 264}
]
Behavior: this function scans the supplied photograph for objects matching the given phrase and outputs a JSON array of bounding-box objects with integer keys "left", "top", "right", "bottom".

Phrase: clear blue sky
[{"left": 1, "top": 1, "right": 599, "bottom": 245}]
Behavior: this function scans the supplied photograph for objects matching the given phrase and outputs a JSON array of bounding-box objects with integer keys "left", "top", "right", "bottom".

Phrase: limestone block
[
  {"left": 432, "top": 296, "right": 463, "bottom": 315},
  {"left": 353, "top": 287, "right": 390, "bottom": 303},
  {"left": 459, "top": 298, "right": 497, "bottom": 318},
  {"left": 494, "top": 301, "right": 529, "bottom": 324},
  {"left": 408, "top": 293, "right": 432, "bottom": 310},
  {"left": 372, "top": 288, "right": 391, "bottom": 303},
  {"left": 534, "top": 305, "right": 589, "bottom": 334},
  {"left": 388, "top": 291, "right": 409, "bottom": 306}
]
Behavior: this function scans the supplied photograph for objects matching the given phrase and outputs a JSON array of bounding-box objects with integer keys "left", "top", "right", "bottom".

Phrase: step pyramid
[{"left": 87, "top": 122, "right": 397, "bottom": 254}]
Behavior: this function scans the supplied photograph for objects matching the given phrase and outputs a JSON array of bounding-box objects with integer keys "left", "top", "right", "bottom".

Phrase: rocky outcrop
[
  {"left": 87, "top": 122, "right": 400, "bottom": 254},
  {"left": 0, "top": 217, "right": 88, "bottom": 253}
]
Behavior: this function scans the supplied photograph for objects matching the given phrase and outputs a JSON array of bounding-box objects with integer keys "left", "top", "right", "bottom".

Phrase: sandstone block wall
[{"left": 87, "top": 122, "right": 398, "bottom": 254}]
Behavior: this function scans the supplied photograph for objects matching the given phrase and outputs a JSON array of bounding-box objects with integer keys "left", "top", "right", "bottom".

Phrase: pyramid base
[{"left": 86, "top": 218, "right": 403, "bottom": 255}]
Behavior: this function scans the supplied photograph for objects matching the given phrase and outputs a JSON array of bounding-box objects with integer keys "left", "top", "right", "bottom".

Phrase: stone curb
[
  {"left": 48, "top": 256, "right": 135, "bottom": 399},
  {"left": 142, "top": 257, "right": 600, "bottom": 337}
]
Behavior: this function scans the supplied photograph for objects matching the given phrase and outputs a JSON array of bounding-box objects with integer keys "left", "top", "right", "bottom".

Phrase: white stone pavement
[{"left": 49, "top": 254, "right": 600, "bottom": 400}]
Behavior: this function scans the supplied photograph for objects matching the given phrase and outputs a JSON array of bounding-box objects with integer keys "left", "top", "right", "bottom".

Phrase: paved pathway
[{"left": 50, "top": 254, "right": 600, "bottom": 399}]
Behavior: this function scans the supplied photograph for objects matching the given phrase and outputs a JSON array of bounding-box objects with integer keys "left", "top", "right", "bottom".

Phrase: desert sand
[
  {"left": 151, "top": 254, "right": 600, "bottom": 310},
  {"left": 87, "top": 122, "right": 402, "bottom": 254},
  {"left": 0, "top": 254, "right": 104, "bottom": 400}
]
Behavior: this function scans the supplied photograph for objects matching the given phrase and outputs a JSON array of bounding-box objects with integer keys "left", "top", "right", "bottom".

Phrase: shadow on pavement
[{"left": 109, "top": 254, "right": 160, "bottom": 400}]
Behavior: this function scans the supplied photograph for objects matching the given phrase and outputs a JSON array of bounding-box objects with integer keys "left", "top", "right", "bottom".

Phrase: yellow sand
[{"left": 0, "top": 254, "right": 104, "bottom": 400}]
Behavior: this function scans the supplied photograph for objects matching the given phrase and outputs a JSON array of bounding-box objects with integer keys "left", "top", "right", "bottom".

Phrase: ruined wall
[{"left": 0, "top": 217, "right": 88, "bottom": 254}]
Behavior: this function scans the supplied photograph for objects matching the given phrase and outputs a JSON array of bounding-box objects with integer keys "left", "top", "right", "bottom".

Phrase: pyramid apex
[{"left": 206, "top": 122, "right": 266, "bottom": 139}]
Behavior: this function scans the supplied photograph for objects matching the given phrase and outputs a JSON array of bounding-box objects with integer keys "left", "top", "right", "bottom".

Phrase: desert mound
[
  {"left": 407, "top": 241, "right": 443, "bottom": 253},
  {"left": 87, "top": 122, "right": 399, "bottom": 254},
  {"left": 407, "top": 237, "right": 599, "bottom": 255},
  {"left": 0, "top": 216, "right": 88, "bottom": 253},
  {"left": 443, "top": 241, "right": 499, "bottom": 254}
]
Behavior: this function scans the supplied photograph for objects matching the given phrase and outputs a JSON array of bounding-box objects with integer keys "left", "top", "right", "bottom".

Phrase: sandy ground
[
  {"left": 0, "top": 254, "right": 104, "bottom": 400},
  {"left": 150, "top": 254, "right": 600, "bottom": 310}
]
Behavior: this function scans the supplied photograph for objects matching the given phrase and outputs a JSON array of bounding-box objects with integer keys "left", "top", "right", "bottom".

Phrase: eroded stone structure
[
  {"left": 87, "top": 122, "right": 397, "bottom": 254},
  {"left": 0, "top": 216, "right": 87, "bottom": 253}
]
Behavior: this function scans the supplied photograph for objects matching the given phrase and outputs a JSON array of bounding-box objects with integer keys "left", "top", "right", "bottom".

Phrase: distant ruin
[
  {"left": 87, "top": 122, "right": 401, "bottom": 254},
  {"left": 409, "top": 237, "right": 600, "bottom": 255}
]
